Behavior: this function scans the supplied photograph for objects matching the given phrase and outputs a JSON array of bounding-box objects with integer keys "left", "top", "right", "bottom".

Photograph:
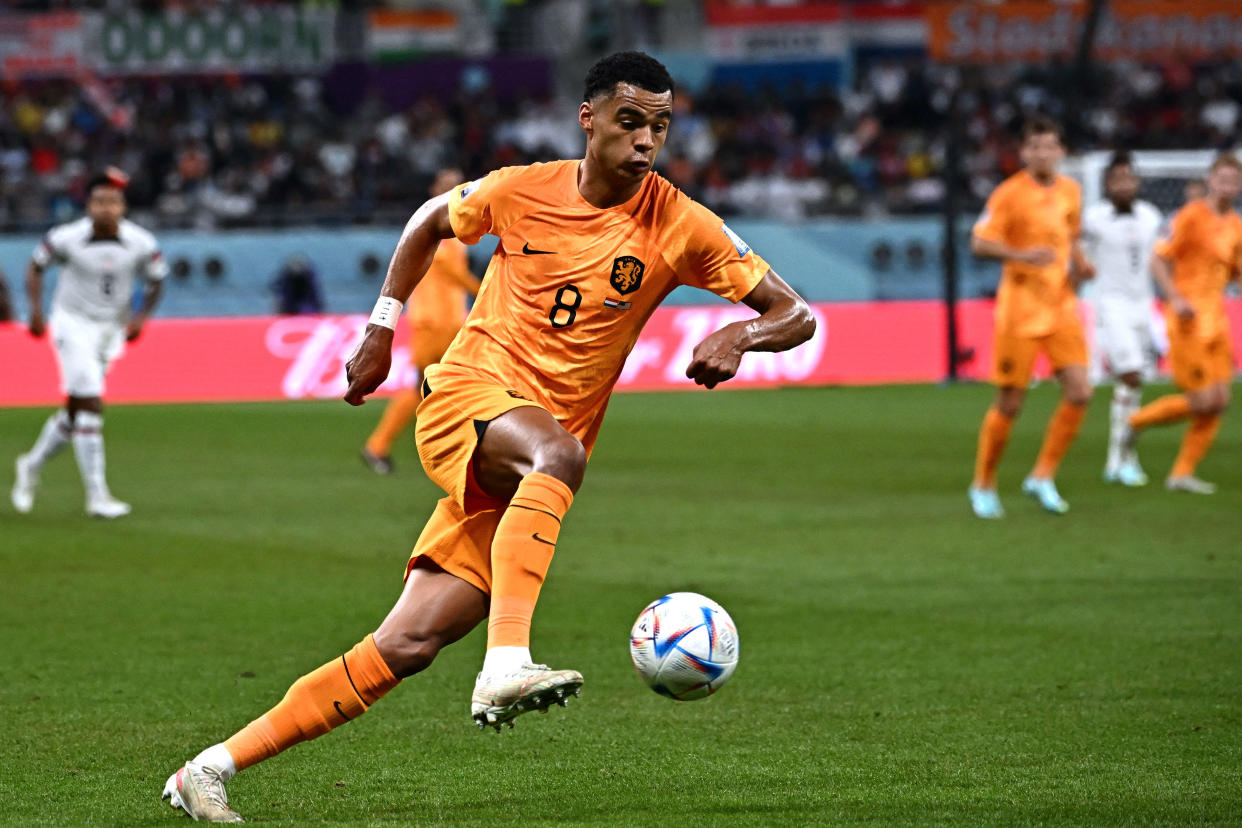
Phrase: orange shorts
[
  {"left": 992, "top": 318, "right": 1087, "bottom": 388},
  {"left": 410, "top": 324, "right": 459, "bottom": 374},
  {"left": 404, "top": 497, "right": 502, "bottom": 593},
  {"left": 407, "top": 364, "right": 544, "bottom": 588},
  {"left": 1166, "top": 316, "right": 1235, "bottom": 392},
  {"left": 414, "top": 363, "right": 544, "bottom": 511}
]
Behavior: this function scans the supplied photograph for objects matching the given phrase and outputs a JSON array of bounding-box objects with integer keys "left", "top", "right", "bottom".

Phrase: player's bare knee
[
  {"left": 1065, "top": 388, "right": 1092, "bottom": 407},
  {"left": 530, "top": 432, "right": 587, "bottom": 492},
  {"left": 373, "top": 629, "right": 444, "bottom": 678},
  {"left": 995, "top": 390, "right": 1024, "bottom": 419}
]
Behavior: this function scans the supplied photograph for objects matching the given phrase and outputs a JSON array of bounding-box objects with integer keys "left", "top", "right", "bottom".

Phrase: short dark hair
[
  {"left": 85, "top": 168, "right": 129, "bottom": 197},
  {"left": 1105, "top": 151, "right": 1133, "bottom": 178},
  {"left": 583, "top": 51, "right": 674, "bottom": 102},
  {"left": 1022, "top": 115, "right": 1063, "bottom": 142}
]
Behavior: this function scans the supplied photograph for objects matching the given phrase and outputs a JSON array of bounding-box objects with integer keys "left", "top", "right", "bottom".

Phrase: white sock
[
  {"left": 482, "top": 645, "right": 532, "bottom": 676},
  {"left": 1107, "top": 385, "right": 1141, "bottom": 471},
  {"left": 25, "top": 410, "right": 73, "bottom": 469},
  {"left": 192, "top": 743, "right": 237, "bottom": 783},
  {"left": 71, "top": 411, "right": 110, "bottom": 500}
]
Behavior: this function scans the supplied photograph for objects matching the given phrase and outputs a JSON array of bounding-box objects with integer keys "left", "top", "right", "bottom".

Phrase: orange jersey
[
  {"left": 974, "top": 170, "right": 1082, "bottom": 337},
  {"left": 409, "top": 237, "right": 477, "bottom": 329},
  {"left": 439, "top": 160, "right": 770, "bottom": 451},
  {"left": 1153, "top": 198, "right": 1242, "bottom": 339}
]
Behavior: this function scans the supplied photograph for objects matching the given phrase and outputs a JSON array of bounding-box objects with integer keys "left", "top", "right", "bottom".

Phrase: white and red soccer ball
[{"left": 629, "top": 592, "right": 739, "bottom": 701}]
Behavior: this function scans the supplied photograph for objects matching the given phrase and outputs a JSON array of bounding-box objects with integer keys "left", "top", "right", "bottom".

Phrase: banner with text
[
  {"left": 3, "top": 300, "right": 1240, "bottom": 407},
  {"left": 87, "top": 8, "right": 335, "bottom": 75},
  {"left": 928, "top": 1, "right": 1242, "bottom": 63},
  {"left": 0, "top": 12, "right": 84, "bottom": 78}
]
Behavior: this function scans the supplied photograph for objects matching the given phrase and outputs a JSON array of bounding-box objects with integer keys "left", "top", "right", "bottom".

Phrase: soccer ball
[{"left": 629, "top": 592, "right": 739, "bottom": 701}]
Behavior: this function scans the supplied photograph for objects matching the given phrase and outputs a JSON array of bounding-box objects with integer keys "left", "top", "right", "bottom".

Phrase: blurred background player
[
  {"left": 10, "top": 168, "right": 166, "bottom": 519},
  {"left": 968, "top": 117, "right": 1095, "bottom": 518},
  {"left": 1125, "top": 154, "right": 1242, "bottom": 494},
  {"left": 1081, "top": 153, "right": 1163, "bottom": 486},
  {"left": 161, "top": 51, "right": 814, "bottom": 823},
  {"left": 361, "top": 167, "right": 480, "bottom": 475}
]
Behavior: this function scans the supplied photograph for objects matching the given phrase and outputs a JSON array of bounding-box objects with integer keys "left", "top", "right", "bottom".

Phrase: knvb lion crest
[{"left": 610, "top": 255, "right": 644, "bottom": 295}]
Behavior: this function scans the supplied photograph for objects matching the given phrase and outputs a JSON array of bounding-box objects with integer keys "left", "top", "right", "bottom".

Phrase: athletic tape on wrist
[{"left": 368, "top": 296, "right": 403, "bottom": 330}]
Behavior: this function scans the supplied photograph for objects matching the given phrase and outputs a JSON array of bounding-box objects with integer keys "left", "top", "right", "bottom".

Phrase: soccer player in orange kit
[
  {"left": 162, "top": 52, "right": 816, "bottom": 822},
  {"left": 967, "top": 116, "right": 1096, "bottom": 518},
  {"left": 1124, "top": 154, "right": 1242, "bottom": 494},
  {"left": 361, "top": 167, "right": 480, "bottom": 474}
]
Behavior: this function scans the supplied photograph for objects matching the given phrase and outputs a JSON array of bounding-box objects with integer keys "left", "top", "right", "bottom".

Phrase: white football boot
[
  {"left": 1165, "top": 475, "right": 1217, "bottom": 495},
  {"left": 470, "top": 664, "right": 583, "bottom": 731},
  {"left": 11, "top": 454, "right": 37, "bottom": 514},
  {"left": 162, "top": 762, "right": 244, "bottom": 823},
  {"left": 967, "top": 486, "right": 1005, "bottom": 519},
  {"left": 86, "top": 494, "right": 131, "bottom": 519},
  {"left": 1022, "top": 476, "right": 1069, "bottom": 514}
]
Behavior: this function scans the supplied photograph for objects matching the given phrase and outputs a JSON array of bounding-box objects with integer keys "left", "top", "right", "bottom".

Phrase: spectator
[{"left": 270, "top": 255, "right": 324, "bottom": 316}]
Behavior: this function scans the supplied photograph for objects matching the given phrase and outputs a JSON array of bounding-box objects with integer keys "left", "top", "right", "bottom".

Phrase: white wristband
[{"left": 368, "top": 296, "right": 403, "bottom": 330}]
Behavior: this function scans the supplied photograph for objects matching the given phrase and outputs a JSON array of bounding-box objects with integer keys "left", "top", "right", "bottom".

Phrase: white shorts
[
  {"left": 1095, "top": 300, "right": 1154, "bottom": 377},
  {"left": 50, "top": 307, "right": 125, "bottom": 397}
]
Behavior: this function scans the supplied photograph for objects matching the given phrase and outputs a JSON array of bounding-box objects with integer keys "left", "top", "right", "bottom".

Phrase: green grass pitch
[{"left": 2, "top": 384, "right": 1240, "bottom": 825}]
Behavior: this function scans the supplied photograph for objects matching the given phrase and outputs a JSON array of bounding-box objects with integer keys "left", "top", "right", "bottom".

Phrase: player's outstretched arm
[
  {"left": 971, "top": 235, "right": 1056, "bottom": 267},
  {"left": 24, "top": 260, "right": 45, "bottom": 337},
  {"left": 344, "top": 192, "right": 456, "bottom": 405},
  {"left": 685, "top": 271, "right": 815, "bottom": 389}
]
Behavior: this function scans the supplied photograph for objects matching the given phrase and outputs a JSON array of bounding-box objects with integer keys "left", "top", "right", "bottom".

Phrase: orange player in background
[
  {"left": 968, "top": 116, "right": 1096, "bottom": 518},
  {"left": 1124, "top": 154, "right": 1242, "bottom": 494},
  {"left": 361, "top": 168, "right": 480, "bottom": 474},
  {"left": 162, "top": 52, "right": 815, "bottom": 823}
]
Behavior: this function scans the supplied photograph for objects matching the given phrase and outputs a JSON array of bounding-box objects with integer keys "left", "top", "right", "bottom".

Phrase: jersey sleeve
[
  {"left": 1153, "top": 206, "right": 1189, "bottom": 261},
  {"left": 669, "top": 200, "right": 770, "bottom": 303},
  {"left": 141, "top": 233, "right": 168, "bottom": 281},
  {"left": 447, "top": 166, "right": 526, "bottom": 245},
  {"left": 31, "top": 226, "right": 69, "bottom": 268},
  {"left": 972, "top": 183, "right": 1013, "bottom": 244}
]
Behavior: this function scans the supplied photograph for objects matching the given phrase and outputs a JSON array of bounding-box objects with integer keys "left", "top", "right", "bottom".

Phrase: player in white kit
[
  {"left": 1081, "top": 154, "right": 1163, "bottom": 486},
  {"left": 11, "top": 170, "right": 167, "bottom": 518}
]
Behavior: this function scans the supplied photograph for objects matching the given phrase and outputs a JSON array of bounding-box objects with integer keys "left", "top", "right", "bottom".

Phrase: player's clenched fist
[
  {"left": 344, "top": 325, "right": 394, "bottom": 406},
  {"left": 685, "top": 327, "right": 744, "bottom": 389}
]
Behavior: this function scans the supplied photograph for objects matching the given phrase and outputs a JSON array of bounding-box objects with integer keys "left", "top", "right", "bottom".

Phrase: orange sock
[
  {"left": 1171, "top": 413, "right": 1222, "bottom": 478},
  {"left": 1129, "top": 394, "right": 1190, "bottom": 431},
  {"left": 1031, "top": 400, "right": 1087, "bottom": 479},
  {"left": 972, "top": 407, "right": 1015, "bottom": 489},
  {"left": 222, "top": 634, "right": 399, "bottom": 772},
  {"left": 365, "top": 388, "right": 422, "bottom": 457},
  {"left": 487, "top": 472, "right": 574, "bottom": 650}
]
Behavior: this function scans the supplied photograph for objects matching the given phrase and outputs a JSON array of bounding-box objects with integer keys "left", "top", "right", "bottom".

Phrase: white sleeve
[
  {"left": 136, "top": 230, "right": 168, "bottom": 281},
  {"left": 144, "top": 244, "right": 169, "bottom": 281},
  {"left": 31, "top": 226, "right": 68, "bottom": 268}
]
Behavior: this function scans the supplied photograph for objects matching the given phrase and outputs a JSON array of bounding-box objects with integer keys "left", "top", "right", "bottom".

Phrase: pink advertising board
[{"left": 2, "top": 300, "right": 1238, "bottom": 406}]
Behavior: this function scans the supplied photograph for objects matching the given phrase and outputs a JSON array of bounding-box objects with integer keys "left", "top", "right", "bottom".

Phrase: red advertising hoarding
[{"left": 2, "top": 299, "right": 1238, "bottom": 407}]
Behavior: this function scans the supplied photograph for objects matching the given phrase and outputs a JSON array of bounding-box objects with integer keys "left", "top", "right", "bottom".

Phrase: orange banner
[{"left": 928, "top": 1, "right": 1242, "bottom": 63}]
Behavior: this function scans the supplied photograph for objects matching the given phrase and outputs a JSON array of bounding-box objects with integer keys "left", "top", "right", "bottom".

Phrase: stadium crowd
[{"left": 1, "top": 57, "right": 1238, "bottom": 229}]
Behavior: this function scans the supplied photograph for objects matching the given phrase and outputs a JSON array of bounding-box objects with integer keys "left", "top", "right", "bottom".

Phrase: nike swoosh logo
[
  {"left": 531, "top": 533, "right": 557, "bottom": 547},
  {"left": 333, "top": 701, "right": 353, "bottom": 721},
  {"left": 522, "top": 242, "right": 556, "bottom": 255}
]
